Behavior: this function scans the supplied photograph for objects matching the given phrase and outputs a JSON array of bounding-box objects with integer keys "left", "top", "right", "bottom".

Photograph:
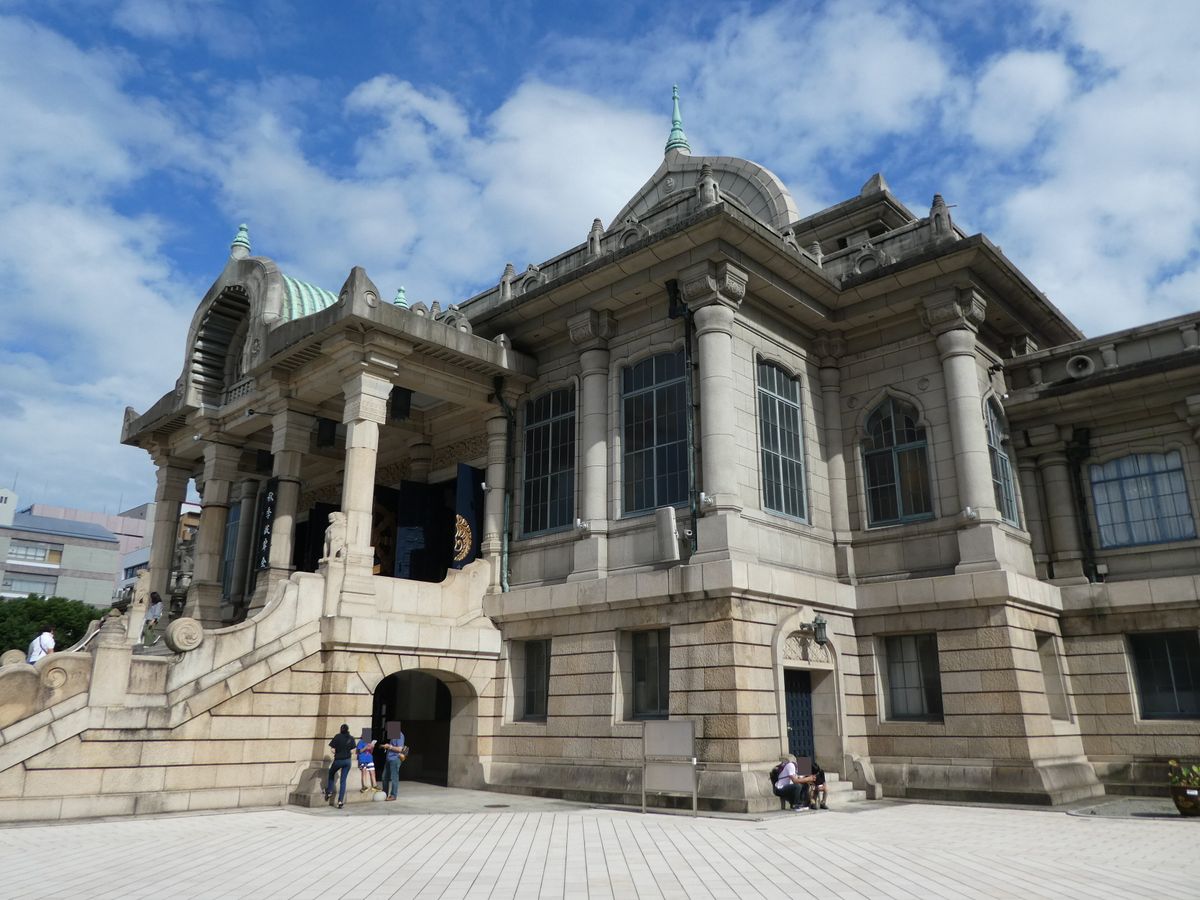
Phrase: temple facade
[{"left": 1, "top": 93, "right": 1197, "bottom": 820}]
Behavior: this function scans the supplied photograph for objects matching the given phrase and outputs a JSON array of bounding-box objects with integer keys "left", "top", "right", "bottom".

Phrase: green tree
[{"left": 0, "top": 595, "right": 109, "bottom": 656}]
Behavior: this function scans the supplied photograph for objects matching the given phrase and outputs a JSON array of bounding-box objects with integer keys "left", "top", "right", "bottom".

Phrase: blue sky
[{"left": 1, "top": 0, "right": 1198, "bottom": 515}]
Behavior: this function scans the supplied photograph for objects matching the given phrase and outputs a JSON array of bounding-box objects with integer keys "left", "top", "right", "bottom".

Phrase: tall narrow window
[
  {"left": 986, "top": 401, "right": 1019, "bottom": 525},
  {"left": 1128, "top": 631, "right": 1200, "bottom": 719},
  {"left": 883, "top": 633, "right": 943, "bottom": 721},
  {"left": 1090, "top": 451, "right": 1197, "bottom": 548},
  {"left": 632, "top": 629, "right": 671, "bottom": 719},
  {"left": 862, "top": 397, "right": 933, "bottom": 526},
  {"left": 622, "top": 351, "right": 688, "bottom": 514},
  {"left": 757, "top": 360, "right": 807, "bottom": 520},
  {"left": 521, "top": 639, "right": 551, "bottom": 722},
  {"left": 220, "top": 503, "right": 241, "bottom": 600},
  {"left": 522, "top": 387, "right": 576, "bottom": 534}
]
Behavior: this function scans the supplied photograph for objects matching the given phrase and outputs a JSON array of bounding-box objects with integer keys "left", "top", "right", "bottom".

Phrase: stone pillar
[
  {"left": 229, "top": 478, "right": 260, "bottom": 612},
  {"left": 339, "top": 372, "right": 392, "bottom": 592},
  {"left": 1017, "top": 459, "right": 1051, "bottom": 579},
  {"left": 680, "top": 260, "right": 749, "bottom": 560},
  {"left": 815, "top": 333, "right": 854, "bottom": 580},
  {"left": 923, "top": 289, "right": 1003, "bottom": 572},
  {"left": 1039, "top": 450, "right": 1087, "bottom": 583},
  {"left": 265, "top": 408, "right": 312, "bottom": 590},
  {"left": 148, "top": 458, "right": 190, "bottom": 600},
  {"left": 482, "top": 414, "right": 509, "bottom": 590},
  {"left": 187, "top": 441, "right": 241, "bottom": 625},
  {"left": 568, "top": 310, "right": 614, "bottom": 580},
  {"left": 90, "top": 611, "right": 134, "bottom": 706},
  {"left": 409, "top": 441, "right": 433, "bottom": 482}
]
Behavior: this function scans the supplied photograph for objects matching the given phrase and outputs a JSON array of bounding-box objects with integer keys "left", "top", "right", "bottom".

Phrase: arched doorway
[{"left": 372, "top": 671, "right": 452, "bottom": 785}]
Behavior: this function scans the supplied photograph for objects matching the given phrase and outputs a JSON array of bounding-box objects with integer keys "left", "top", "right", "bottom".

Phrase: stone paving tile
[{"left": 0, "top": 798, "right": 1195, "bottom": 899}]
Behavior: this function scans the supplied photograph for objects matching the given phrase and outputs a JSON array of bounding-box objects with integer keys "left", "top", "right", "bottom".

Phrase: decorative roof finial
[
  {"left": 393, "top": 286, "right": 407, "bottom": 308},
  {"left": 230, "top": 223, "right": 251, "bottom": 259},
  {"left": 664, "top": 85, "right": 691, "bottom": 155}
]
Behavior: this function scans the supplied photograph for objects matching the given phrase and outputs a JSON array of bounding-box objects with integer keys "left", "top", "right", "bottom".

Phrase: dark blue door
[{"left": 784, "top": 669, "right": 814, "bottom": 759}]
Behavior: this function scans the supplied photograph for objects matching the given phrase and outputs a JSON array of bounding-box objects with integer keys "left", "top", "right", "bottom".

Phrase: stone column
[
  {"left": 1039, "top": 450, "right": 1087, "bottom": 583},
  {"left": 229, "top": 478, "right": 260, "bottom": 612},
  {"left": 1017, "top": 459, "right": 1051, "bottom": 579},
  {"left": 482, "top": 414, "right": 509, "bottom": 590},
  {"left": 265, "top": 408, "right": 312, "bottom": 589},
  {"left": 148, "top": 457, "right": 190, "bottom": 600},
  {"left": 923, "top": 289, "right": 1002, "bottom": 572},
  {"left": 409, "top": 441, "right": 433, "bottom": 482},
  {"left": 568, "top": 310, "right": 614, "bottom": 580},
  {"left": 815, "top": 333, "right": 854, "bottom": 580},
  {"left": 680, "top": 260, "right": 748, "bottom": 516},
  {"left": 339, "top": 372, "right": 392, "bottom": 592},
  {"left": 187, "top": 440, "right": 242, "bottom": 625}
]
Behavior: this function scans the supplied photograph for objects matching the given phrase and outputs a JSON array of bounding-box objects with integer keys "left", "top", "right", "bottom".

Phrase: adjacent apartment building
[{"left": 0, "top": 490, "right": 120, "bottom": 606}]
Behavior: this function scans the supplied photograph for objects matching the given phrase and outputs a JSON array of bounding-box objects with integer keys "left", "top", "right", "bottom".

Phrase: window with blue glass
[
  {"left": 862, "top": 397, "right": 933, "bottom": 526},
  {"left": 522, "top": 387, "right": 576, "bottom": 534},
  {"left": 757, "top": 360, "right": 807, "bottom": 520},
  {"left": 986, "top": 400, "right": 1019, "bottom": 525},
  {"left": 1089, "top": 451, "right": 1196, "bottom": 548},
  {"left": 622, "top": 350, "right": 688, "bottom": 514}
]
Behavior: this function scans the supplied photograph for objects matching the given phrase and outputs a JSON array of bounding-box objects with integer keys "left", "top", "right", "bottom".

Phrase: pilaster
[
  {"left": 568, "top": 310, "right": 614, "bottom": 580},
  {"left": 483, "top": 414, "right": 509, "bottom": 590},
  {"left": 815, "top": 332, "right": 854, "bottom": 581}
]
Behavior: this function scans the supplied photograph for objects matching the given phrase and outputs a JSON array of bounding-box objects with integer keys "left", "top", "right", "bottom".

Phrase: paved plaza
[{"left": 0, "top": 788, "right": 1194, "bottom": 899}]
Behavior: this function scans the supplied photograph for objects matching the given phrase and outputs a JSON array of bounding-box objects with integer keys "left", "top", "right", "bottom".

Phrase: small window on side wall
[
  {"left": 521, "top": 639, "right": 551, "bottom": 722},
  {"left": 862, "top": 397, "right": 933, "bottom": 526},
  {"left": 882, "top": 633, "right": 943, "bottom": 721},
  {"left": 1128, "top": 631, "right": 1200, "bottom": 719},
  {"left": 1035, "top": 632, "right": 1071, "bottom": 721},
  {"left": 632, "top": 628, "right": 671, "bottom": 719},
  {"left": 986, "top": 401, "right": 1019, "bottom": 525}
]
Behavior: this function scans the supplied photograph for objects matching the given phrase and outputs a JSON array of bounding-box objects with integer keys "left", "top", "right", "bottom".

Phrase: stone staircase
[{"left": 771, "top": 771, "right": 868, "bottom": 810}]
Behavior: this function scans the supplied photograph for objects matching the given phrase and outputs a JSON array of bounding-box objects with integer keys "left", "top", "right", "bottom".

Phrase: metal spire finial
[{"left": 664, "top": 84, "right": 691, "bottom": 155}]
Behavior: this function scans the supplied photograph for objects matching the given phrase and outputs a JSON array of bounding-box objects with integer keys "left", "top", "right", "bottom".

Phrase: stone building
[{"left": 0, "top": 92, "right": 1197, "bottom": 821}]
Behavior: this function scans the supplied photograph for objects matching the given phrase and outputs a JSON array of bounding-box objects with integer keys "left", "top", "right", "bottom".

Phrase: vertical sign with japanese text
[{"left": 254, "top": 478, "right": 280, "bottom": 571}]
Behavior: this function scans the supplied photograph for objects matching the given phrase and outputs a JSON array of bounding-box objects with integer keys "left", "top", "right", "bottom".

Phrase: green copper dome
[{"left": 281, "top": 274, "right": 338, "bottom": 321}]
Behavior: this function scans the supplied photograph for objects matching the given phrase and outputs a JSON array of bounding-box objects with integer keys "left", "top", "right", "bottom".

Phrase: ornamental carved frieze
[
  {"left": 920, "top": 288, "right": 987, "bottom": 335},
  {"left": 783, "top": 631, "right": 833, "bottom": 668},
  {"left": 299, "top": 483, "right": 341, "bottom": 510},
  {"left": 375, "top": 458, "right": 412, "bottom": 486},
  {"left": 432, "top": 434, "right": 488, "bottom": 469}
]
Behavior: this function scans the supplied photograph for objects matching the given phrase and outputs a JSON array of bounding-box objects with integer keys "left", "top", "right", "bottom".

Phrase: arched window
[
  {"left": 757, "top": 359, "right": 806, "bottom": 520},
  {"left": 622, "top": 350, "right": 687, "bottom": 514},
  {"left": 862, "top": 397, "right": 933, "bottom": 526},
  {"left": 986, "top": 401, "right": 1019, "bottom": 525}
]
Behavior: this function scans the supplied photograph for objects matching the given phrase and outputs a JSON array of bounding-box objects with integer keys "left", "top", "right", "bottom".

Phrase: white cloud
[{"left": 967, "top": 50, "right": 1073, "bottom": 153}]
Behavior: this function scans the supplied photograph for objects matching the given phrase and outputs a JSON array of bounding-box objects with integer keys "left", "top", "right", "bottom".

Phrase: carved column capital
[
  {"left": 678, "top": 260, "right": 748, "bottom": 312},
  {"left": 813, "top": 331, "right": 846, "bottom": 366},
  {"left": 271, "top": 408, "right": 314, "bottom": 455},
  {"left": 921, "top": 287, "right": 986, "bottom": 336},
  {"left": 567, "top": 310, "right": 615, "bottom": 349},
  {"left": 341, "top": 371, "right": 393, "bottom": 425}
]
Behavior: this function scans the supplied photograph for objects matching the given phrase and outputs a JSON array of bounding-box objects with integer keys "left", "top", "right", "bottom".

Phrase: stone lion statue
[{"left": 320, "top": 511, "right": 347, "bottom": 564}]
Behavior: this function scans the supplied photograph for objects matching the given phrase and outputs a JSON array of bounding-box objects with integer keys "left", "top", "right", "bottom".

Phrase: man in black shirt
[{"left": 325, "top": 723, "right": 357, "bottom": 808}]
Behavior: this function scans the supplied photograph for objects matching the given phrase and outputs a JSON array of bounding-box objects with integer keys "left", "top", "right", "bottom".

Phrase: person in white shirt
[
  {"left": 773, "top": 754, "right": 817, "bottom": 811},
  {"left": 26, "top": 626, "right": 56, "bottom": 664},
  {"left": 143, "top": 592, "right": 164, "bottom": 645}
]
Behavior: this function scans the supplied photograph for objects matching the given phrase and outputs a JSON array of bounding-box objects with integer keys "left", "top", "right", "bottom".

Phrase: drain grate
[{"left": 484, "top": 804, "right": 510, "bottom": 808}]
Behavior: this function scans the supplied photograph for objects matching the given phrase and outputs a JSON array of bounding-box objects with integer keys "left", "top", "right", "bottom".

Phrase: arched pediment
[{"left": 609, "top": 152, "right": 800, "bottom": 235}]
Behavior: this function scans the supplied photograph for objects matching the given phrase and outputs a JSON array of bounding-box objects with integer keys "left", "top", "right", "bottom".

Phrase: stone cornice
[{"left": 567, "top": 310, "right": 615, "bottom": 348}]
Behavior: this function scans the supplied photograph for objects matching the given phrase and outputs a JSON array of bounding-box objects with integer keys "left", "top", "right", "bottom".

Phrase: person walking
[
  {"left": 325, "top": 723, "right": 356, "bottom": 808},
  {"left": 142, "top": 592, "right": 164, "bottom": 645},
  {"left": 26, "top": 625, "right": 55, "bottom": 664},
  {"left": 380, "top": 722, "right": 407, "bottom": 801}
]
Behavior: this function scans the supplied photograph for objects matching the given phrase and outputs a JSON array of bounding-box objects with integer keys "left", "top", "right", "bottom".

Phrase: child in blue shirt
[{"left": 356, "top": 736, "right": 376, "bottom": 793}]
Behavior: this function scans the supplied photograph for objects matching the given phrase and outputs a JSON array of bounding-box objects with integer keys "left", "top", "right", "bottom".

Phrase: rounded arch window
[{"left": 862, "top": 397, "right": 933, "bottom": 526}]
